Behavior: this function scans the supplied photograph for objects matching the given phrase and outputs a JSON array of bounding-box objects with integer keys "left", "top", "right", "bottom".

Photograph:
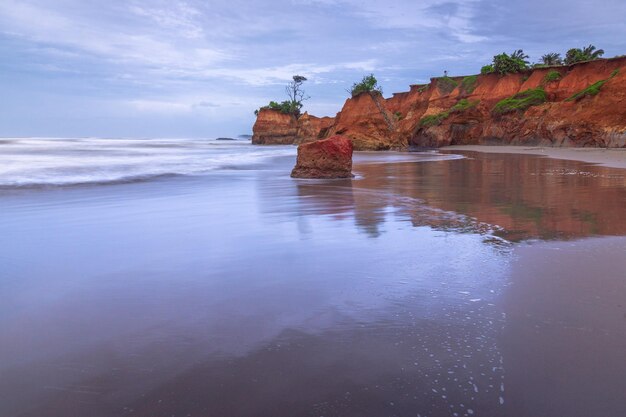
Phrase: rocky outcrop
[
  {"left": 251, "top": 109, "right": 298, "bottom": 145},
  {"left": 252, "top": 57, "right": 626, "bottom": 149},
  {"left": 326, "top": 92, "right": 403, "bottom": 150},
  {"left": 408, "top": 58, "right": 626, "bottom": 148},
  {"left": 291, "top": 135, "right": 353, "bottom": 179},
  {"left": 252, "top": 110, "right": 334, "bottom": 145}
]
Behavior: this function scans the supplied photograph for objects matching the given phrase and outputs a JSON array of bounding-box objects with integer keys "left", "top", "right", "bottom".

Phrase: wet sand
[
  {"left": 442, "top": 145, "right": 626, "bottom": 169},
  {"left": 1, "top": 148, "right": 626, "bottom": 416}
]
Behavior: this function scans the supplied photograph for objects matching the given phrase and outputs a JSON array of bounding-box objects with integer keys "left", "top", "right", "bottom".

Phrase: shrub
[
  {"left": 450, "top": 99, "right": 479, "bottom": 112},
  {"left": 394, "top": 111, "right": 403, "bottom": 121},
  {"left": 256, "top": 100, "right": 301, "bottom": 115},
  {"left": 492, "top": 88, "right": 547, "bottom": 114},
  {"left": 417, "top": 85, "right": 429, "bottom": 93},
  {"left": 350, "top": 74, "right": 383, "bottom": 97},
  {"left": 481, "top": 65, "right": 495, "bottom": 75},
  {"left": 436, "top": 76, "right": 458, "bottom": 95},
  {"left": 460, "top": 75, "right": 478, "bottom": 94},
  {"left": 419, "top": 99, "right": 479, "bottom": 127},
  {"left": 419, "top": 112, "right": 450, "bottom": 127},
  {"left": 544, "top": 70, "right": 562, "bottom": 83}
]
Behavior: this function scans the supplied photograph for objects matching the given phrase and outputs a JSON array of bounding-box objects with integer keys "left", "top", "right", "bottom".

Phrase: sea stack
[{"left": 291, "top": 135, "right": 354, "bottom": 179}]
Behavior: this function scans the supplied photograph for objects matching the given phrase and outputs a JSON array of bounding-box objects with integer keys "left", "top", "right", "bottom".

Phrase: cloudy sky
[{"left": 1, "top": 0, "right": 625, "bottom": 138}]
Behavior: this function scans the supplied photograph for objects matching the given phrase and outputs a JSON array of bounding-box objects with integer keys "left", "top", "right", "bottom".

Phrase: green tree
[
  {"left": 540, "top": 52, "right": 563, "bottom": 66},
  {"left": 349, "top": 74, "right": 383, "bottom": 97},
  {"left": 285, "top": 75, "right": 309, "bottom": 113},
  {"left": 492, "top": 50, "right": 529, "bottom": 75},
  {"left": 565, "top": 45, "right": 605, "bottom": 65},
  {"left": 255, "top": 75, "right": 309, "bottom": 117}
]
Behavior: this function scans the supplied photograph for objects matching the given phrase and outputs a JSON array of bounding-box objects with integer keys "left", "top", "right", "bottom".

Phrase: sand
[{"left": 441, "top": 145, "right": 626, "bottom": 169}]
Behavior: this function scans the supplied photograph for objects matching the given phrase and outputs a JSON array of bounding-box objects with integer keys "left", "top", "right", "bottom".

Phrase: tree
[
  {"left": 255, "top": 75, "right": 309, "bottom": 117},
  {"left": 492, "top": 50, "right": 529, "bottom": 75},
  {"left": 349, "top": 74, "right": 383, "bottom": 97},
  {"left": 510, "top": 49, "right": 530, "bottom": 65},
  {"left": 565, "top": 45, "right": 605, "bottom": 65},
  {"left": 285, "top": 75, "right": 309, "bottom": 114},
  {"left": 541, "top": 52, "right": 563, "bottom": 66},
  {"left": 582, "top": 44, "right": 605, "bottom": 59}
]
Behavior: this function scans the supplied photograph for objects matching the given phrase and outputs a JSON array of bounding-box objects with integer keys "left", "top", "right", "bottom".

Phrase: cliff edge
[{"left": 252, "top": 57, "right": 626, "bottom": 149}]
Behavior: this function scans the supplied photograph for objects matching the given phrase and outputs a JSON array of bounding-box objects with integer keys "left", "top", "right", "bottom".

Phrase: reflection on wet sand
[{"left": 287, "top": 151, "right": 626, "bottom": 241}]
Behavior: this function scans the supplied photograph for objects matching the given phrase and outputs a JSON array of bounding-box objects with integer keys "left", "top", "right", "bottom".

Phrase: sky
[{"left": 1, "top": 0, "right": 625, "bottom": 138}]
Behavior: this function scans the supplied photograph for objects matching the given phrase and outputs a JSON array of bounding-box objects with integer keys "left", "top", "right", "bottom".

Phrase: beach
[
  {"left": 442, "top": 145, "right": 626, "bottom": 169},
  {"left": 1, "top": 139, "right": 625, "bottom": 417}
]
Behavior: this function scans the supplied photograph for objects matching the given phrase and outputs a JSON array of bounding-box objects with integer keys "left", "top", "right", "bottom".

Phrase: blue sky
[{"left": 1, "top": 0, "right": 625, "bottom": 138}]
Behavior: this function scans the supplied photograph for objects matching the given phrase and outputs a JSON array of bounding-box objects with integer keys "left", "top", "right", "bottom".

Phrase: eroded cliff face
[
  {"left": 251, "top": 110, "right": 334, "bottom": 145},
  {"left": 408, "top": 57, "right": 626, "bottom": 148},
  {"left": 252, "top": 57, "right": 626, "bottom": 149}
]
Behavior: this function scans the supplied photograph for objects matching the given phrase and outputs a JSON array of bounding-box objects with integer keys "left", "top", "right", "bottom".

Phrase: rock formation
[
  {"left": 252, "top": 57, "right": 626, "bottom": 149},
  {"left": 252, "top": 110, "right": 334, "bottom": 145},
  {"left": 291, "top": 135, "right": 353, "bottom": 179}
]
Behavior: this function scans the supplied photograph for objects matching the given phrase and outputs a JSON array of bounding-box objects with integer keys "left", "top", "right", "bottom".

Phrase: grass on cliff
[
  {"left": 255, "top": 100, "right": 301, "bottom": 116},
  {"left": 492, "top": 88, "right": 547, "bottom": 115},
  {"left": 460, "top": 75, "right": 478, "bottom": 94},
  {"left": 566, "top": 69, "right": 619, "bottom": 101},
  {"left": 419, "top": 99, "right": 480, "bottom": 127},
  {"left": 544, "top": 70, "right": 562, "bottom": 83},
  {"left": 436, "top": 76, "right": 458, "bottom": 95}
]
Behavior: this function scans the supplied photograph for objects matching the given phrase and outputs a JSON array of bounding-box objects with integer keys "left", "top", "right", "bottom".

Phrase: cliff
[
  {"left": 251, "top": 111, "right": 334, "bottom": 145},
  {"left": 252, "top": 57, "right": 626, "bottom": 149}
]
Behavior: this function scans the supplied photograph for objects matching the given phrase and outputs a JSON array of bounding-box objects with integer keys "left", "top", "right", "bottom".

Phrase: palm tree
[
  {"left": 582, "top": 44, "right": 604, "bottom": 60},
  {"left": 541, "top": 52, "right": 563, "bottom": 66},
  {"left": 511, "top": 49, "right": 530, "bottom": 65},
  {"left": 565, "top": 45, "right": 605, "bottom": 65}
]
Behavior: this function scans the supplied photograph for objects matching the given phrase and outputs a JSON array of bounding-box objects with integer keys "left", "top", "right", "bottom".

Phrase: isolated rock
[{"left": 291, "top": 135, "right": 353, "bottom": 179}]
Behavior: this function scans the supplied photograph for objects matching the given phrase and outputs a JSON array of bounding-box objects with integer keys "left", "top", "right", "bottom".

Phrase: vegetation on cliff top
[
  {"left": 419, "top": 99, "right": 480, "bottom": 127},
  {"left": 540, "top": 53, "right": 563, "bottom": 66},
  {"left": 566, "top": 69, "right": 619, "bottom": 101},
  {"left": 565, "top": 45, "right": 605, "bottom": 65},
  {"left": 255, "top": 75, "right": 309, "bottom": 116},
  {"left": 492, "top": 88, "right": 548, "bottom": 115},
  {"left": 436, "top": 76, "right": 458, "bottom": 95},
  {"left": 481, "top": 50, "right": 530, "bottom": 75},
  {"left": 460, "top": 75, "right": 478, "bottom": 94},
  {"left": 350, "top": 74, "right": 383, "bottom": 97},
  {"left": 480, "top": 45, "right": 607, "bottom": 75}
]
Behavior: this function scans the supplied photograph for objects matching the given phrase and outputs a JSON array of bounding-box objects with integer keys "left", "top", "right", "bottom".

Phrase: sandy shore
[{"left": 441, "top": 145, "right": 626, "bottom": 169}]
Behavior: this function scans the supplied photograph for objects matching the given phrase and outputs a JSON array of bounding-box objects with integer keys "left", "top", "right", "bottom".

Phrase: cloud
[
  {"left": 0, "top": 0, "right": 625, "bottom": 137},
  {"left": 0, "top": 0, "right": 230, "bottom": 69}
]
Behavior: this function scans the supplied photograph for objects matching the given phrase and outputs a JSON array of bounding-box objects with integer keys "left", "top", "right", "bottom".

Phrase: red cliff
[
  {"left": 252, "top": 57, "right": 626, "bottom": 149},
  {"left": 252, "top": 110, "right": 334, "bottom": 145}
]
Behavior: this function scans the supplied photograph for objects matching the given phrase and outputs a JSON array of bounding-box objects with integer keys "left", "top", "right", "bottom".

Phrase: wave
[{"left": 0, "top": 137, "right": 295, "bottom": 188}]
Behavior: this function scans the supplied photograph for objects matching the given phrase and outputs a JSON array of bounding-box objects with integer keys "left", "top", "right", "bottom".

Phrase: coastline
[{"left": 441, "top": 145, "right": 626, "bottom": 169}]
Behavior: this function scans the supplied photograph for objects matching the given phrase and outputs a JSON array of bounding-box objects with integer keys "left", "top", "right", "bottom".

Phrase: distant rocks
[
  {"left": 291, "top": 135, "right": 353, "bottom": 179},
  {"left": 216, "top": 137, "right": 236, "bottom": 141}
]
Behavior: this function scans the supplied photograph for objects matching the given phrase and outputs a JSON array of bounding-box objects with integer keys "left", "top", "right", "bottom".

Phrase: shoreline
[{"left": 441, "top": 145, "right": 626, "bottom": 169}]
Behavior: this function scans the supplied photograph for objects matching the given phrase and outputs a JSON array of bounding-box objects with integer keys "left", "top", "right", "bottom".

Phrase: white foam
[{"left": 0, "top": 137, "right": 295, "bottom": 187}]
